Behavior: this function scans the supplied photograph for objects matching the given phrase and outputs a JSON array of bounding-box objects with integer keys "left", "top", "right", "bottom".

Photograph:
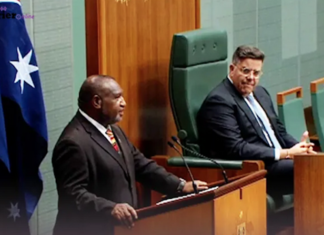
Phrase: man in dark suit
[
  {"left": 52, "top": 75, "right": 207, "bottom": 235},
  {"left": 197, "top": 45, "right": 315, "bottom": 196}
]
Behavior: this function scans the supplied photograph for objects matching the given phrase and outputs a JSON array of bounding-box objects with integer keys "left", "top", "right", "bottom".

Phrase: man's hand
[
  {"left": 280, "top": 131, "right": 317, "bottom": 159},
  {"left": 182, "top": 180, "right": 208, "bottom": 193},
  {"left": 300, "top": 131, "right": 317, "bottom": 154},
  {"left": 289, "top": 142, "right": 314, "bottom": 156},
  {"left": 111, "top": 203, "right": 138, "bottom": 228}
]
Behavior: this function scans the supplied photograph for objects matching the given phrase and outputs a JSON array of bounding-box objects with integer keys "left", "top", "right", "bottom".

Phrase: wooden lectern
[
  {"left": 295, "top": 153, "right": 324, "bottom": 235},
  {"left": 115, "top": 170, "right": 267, "bottom": 235}
]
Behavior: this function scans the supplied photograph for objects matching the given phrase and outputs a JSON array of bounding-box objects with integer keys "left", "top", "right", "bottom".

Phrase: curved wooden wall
[{"left": 86, "top": 0, "right": 200, "bottom": 157}]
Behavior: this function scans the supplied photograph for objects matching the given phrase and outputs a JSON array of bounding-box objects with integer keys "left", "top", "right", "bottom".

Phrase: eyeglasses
[{"left": 236, "top": 65, "right": 263, "bottom": 78}]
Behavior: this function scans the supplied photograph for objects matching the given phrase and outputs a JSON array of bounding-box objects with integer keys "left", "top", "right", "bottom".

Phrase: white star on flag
[
  {"left": 10, "top": 47, "right": 39, "bottom": 94},
  {"left": 7, "top": 202, "right": 21, "bottom": 222}
]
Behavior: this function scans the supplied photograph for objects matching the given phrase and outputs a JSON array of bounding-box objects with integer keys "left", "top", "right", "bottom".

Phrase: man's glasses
[{"left": 236, "top": 65, "right": 263, "bottom": 79}]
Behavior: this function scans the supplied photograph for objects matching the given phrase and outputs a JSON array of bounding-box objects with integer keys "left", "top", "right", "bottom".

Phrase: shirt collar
[
  {"left": 79, "top": 109, "right": 111, "bottom": 135},
  {"left": 227, "top": 75, "right": 234, "bottom": 84}
]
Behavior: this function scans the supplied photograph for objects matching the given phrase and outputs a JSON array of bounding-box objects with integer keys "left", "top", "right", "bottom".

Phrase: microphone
[
  {"left": 171, "top": 136, "right": 229, "bottom": 184},
  {"left": 167, "top": 141, "right": 198, "bottom": 194}
]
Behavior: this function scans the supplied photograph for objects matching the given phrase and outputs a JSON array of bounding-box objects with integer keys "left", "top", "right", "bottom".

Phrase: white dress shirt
[{"left": 79, "top": 109, "right": 113, "bottom": 144}]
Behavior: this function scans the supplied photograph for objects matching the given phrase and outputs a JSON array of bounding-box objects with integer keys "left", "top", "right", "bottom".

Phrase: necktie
[
  {"left": 106, "top": 129, "right": 120, "bottom": 152},
  {"left": 246, "top": 94, "right": 281, "bottom": 149}
]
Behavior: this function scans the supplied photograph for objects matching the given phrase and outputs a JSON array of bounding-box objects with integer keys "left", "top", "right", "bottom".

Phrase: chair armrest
[
  {"left": 242, "top": 160, "right": 265, "bottom": 170},
  {"left": 167, "top": 156, "right": 243, "bottom": 169},
  {"left": 310, "top": 134, "right": 319, "bottom": 141},
  {"left": 151, "top": 155, "right": 264, "bottom": 171}
]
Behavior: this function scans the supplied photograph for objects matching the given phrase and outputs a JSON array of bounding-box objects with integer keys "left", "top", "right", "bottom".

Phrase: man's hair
[
  {"left": 78, "top": 74, "right": 114, "bottom": 108},
  {"left": 232, "top": 45, "right": 265, "bottom": 65}
]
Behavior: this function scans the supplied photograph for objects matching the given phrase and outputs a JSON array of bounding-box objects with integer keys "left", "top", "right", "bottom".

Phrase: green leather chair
[
  {"left": 168, "top": 28, "right": 227, "bottom": 155},
  {"left": 277, "top": 87, "right": 307, "bottom": 141},
  {"left": 311, "top": 77, "right": 324, "bottom": 151},
  {"left": 166, "top": 28, "right": 293, "bottom": 215}
]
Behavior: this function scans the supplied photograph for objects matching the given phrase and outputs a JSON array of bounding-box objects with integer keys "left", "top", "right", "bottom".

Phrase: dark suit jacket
[
  {"left": 197, "top": 78, "right": 298, "bottom": 163},
  {"left": 52, "top": 111, "right": 180, "bottom": 235}
]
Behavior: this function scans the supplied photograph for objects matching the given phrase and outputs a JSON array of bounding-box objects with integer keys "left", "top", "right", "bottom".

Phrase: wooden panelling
[
  {"left": 86, "top": 0, "right": 200, "bottom": 156},
  {"left": 294, "top": 153, "right": 324, "bottom": 235},
  {"left": 85, "top": 0, "right": 99, "bottom": 77}
]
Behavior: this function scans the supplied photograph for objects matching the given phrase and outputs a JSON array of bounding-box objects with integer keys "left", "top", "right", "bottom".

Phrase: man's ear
[
  {"left": 92, "top": 95, "right": 102, "bottom": 109},
  {"left": 229, "top": 63, "right": 235, "bottom": 72}
]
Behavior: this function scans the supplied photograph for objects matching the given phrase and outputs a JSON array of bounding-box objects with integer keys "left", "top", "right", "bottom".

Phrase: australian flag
[{"left": 0, "top": 0, "right": 48, "bottom": 234}]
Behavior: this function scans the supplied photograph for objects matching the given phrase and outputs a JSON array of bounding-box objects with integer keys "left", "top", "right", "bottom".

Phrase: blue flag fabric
[{"left": 0, "top": 1, "right": 48, "bottom": 234}]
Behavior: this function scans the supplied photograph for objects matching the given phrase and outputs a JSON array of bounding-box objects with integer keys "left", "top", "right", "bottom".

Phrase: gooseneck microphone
[
  {"left": 167, "top": 141, "right": 198, "bottom": 194},
  {"left": 171, "top": 136, "right": 229, "bottom": 184}
]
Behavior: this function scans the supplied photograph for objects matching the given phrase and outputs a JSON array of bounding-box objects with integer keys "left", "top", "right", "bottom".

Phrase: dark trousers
[{"left": 265, "top": 159, "right": 294, "bottom": 197}]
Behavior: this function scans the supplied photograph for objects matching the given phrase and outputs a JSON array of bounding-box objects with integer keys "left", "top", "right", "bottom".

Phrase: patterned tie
[
  {"left": 246, "top": 94, "right": 282, "bottom": 149},
  {"left": 106, "top": 129, "right": 120, "bottom": 152}
]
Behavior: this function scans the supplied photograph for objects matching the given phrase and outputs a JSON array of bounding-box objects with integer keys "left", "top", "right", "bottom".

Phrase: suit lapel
[
  {"left": 224, "top": 79, "right": 270, "bottom": 145},
  {"left": 91, "top": 132, "right": 129, "bottom": 173},
  {"left": 253, "top": 90, "right": 283, "bottom": 144},
  {"left": 112, "top": 125, "right": 138, "bottom": 206},
  {"left": 111, "top": 125, "right": 134, "bottom": 180},
  {"left": 76, "top": 112, "right": 129, "bottom": 174}
]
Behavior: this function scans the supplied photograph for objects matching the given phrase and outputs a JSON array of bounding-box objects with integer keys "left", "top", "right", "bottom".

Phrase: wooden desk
[{"left": 116, "top": 171, "right": 267, "bottom": 235}]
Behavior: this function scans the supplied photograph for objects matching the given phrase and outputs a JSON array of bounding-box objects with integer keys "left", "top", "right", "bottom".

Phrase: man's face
[
  {"left": 96, "top": 79, "right": 126, "bottom": 124},
  {"left": 229, "top": 58, "right": 263, "bottom": 96}
]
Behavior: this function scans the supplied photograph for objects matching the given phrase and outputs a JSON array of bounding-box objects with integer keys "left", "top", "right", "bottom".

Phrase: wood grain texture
[
  {"left": 214, "top": 179, "right": 267, "bottom": 235},
  {"left": 115, "top": 201, "right": 214, "bottom": 235},
  {"left": 86, "top": 0, "right": 200, "bottom": 157},
  {"left": 85, "top": 0, "right": 99, "bottom": 77},
  {"left": 294, "top": 153, "right": 324, "bottom": 235}
]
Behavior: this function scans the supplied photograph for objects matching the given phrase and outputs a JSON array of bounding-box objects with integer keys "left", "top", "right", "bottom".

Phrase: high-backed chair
[
  {"left": 277, "top": 87, "right": 307, "bottom": 140},
  {"left": 311, "top": 77, "right": 324, "bottom": 151},
  {"left": 169, "top": 28, "right": 228, "bottom": 154}
]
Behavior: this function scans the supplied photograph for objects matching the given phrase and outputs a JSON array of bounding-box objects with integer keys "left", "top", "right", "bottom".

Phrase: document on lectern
[{"left": 156, "top": 186, "right": 219, "bottom": 205}]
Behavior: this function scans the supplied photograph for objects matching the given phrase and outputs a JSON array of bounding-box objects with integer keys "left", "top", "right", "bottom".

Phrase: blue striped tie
[{"left": 247, "top": 94, "right": 281, "bottom": 149}]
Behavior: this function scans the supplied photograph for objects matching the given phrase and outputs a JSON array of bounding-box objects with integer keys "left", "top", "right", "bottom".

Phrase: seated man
[
  {"left": 52, "top": 75, "right": 207, "bottom": 235},
  {"left": 197, "top": 45, "right": 315, "bottom": 196}
]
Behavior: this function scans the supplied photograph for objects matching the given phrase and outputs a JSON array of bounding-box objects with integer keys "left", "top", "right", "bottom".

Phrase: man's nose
[
  {"left": 120, "top": 96, "right": 126, "bottom": 107},
  {"left": 245, "top": 76, "right": 257, "bottom": 85},
  {"left": 246, "top": 73, "right": 257, "bottom": 81},
  {"left": 246, "top": 72, "right": 256, "bottom": 79}
]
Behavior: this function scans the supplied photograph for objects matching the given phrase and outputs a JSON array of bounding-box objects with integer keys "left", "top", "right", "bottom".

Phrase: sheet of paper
[{"left": 156, "top": 186, "right": 219, "bottom": 205}]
